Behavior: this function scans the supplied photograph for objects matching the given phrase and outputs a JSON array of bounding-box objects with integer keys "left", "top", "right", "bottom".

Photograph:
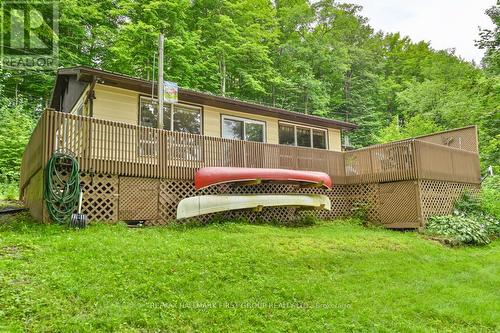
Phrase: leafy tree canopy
[{"left": 0, "top": 0, "right": 498, "bottom": 181}]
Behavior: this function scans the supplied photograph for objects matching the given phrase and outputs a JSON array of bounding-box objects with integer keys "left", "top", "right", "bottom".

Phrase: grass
[
  {"left": 0, "top": 182, "right": 19, "bottom": 201},
  {"left": 0, "top": 214, "right": 499, "bottom": 332}
]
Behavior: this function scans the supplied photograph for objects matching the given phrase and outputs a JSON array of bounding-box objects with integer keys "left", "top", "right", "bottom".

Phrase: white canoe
[{"left": 176, "top": 194, "right": 331, "bottom": 219}]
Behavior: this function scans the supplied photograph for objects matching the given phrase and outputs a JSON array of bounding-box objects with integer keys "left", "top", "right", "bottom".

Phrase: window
[
  {"left": 279, "top": 124, "right": 295, "bottom": 146},
  {"left": 139, "top": 98, "right": 160, "bottom": 128},
  {"left": 222, "top": 116, "right": 265, "bottom": 142},
  {"left": 296, "top": 126, "right": 311, "bottom": 147},
  {"left": 173, "top": 105, "right": 201, "bottom": 134},
  {"left": 139, "top": 97, "right": 201, "bottom": 134},
  {"left": 278, "top": 122, "right": 327, "bottom": 149},
  {"left": 245, "top": 122, "right": 264, "bottom": 142},
  {"left": 222, "top": 118, "right": 244, "bottom": 140},
  {"left": 313, "top": 129, "right": 327, "bottom": 149}
]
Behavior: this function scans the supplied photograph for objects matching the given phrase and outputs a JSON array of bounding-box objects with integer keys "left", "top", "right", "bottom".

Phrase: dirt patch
[
  {"left": 423, "top": 235, "right": 461, "bottom": 247},
  {"left": 0, "top": 200, "right": 24, "bottom": 211},
  {"left": 0, "top": 244, "right": 34, "bottom": 259}
]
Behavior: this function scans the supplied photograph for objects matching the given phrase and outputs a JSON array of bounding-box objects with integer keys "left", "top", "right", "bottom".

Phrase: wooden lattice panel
[
  {"left": 157, "top": 180, "right": 333, "bottom": 225},
  {"left": 378, "top": 181, "right": 420, "bottom": 228},
  {"left": 79, "top": 173, "right": 118, "bottom": 222},
  {"left": 345, "top": 184, "right": 380, "bottom": 222},
  {"left": 417, "top": 126, "right": 478, "bottom": 152},
  {"left": 224, "top": 206, "right": 297, "bottom": 223},
  {"left": 23, "top": 169, "right": 45, "bottom": 222},
  {"left": 418, "top": 180, "right": 480, "bottom": 223},
  {"left": 119, "top": 177, "right": 159, "bottom": 220},
  {"left": 157, "top": 180, "right": 196, "bottom": 225},
  {"left": 155, "top": 180, "right": 380, "bottom": 225},
  {"left": 73, "top": 172, "right": 481, "bottom": 229},
  {"left": 297, "top": 185, "right": 348, "bottom": 219}
]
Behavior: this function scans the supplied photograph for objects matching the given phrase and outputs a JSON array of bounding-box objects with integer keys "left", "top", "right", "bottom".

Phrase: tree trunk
[
  {"left": 304, "top": 91, "right": 308, "bottom": 114},
  {"left": 220, "top": 54, "right": 226, "bottom": 97},
  {"left": 272, "top": 85, "right": 276, "bottom": 107},
  {"left": 343, "top": 70, "right": 353, "bottom": 121}
]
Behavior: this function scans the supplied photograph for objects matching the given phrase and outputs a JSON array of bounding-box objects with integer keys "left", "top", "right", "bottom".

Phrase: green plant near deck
[
  {"left": 425, "top": 191, "right": 500, "bottom": 245},
  {"left": 349, "top": 200, "right": 370, "bottom": 223},
  {"left": 455, "top": 191, "right": 500, "bottom": 237},
  {"left": 481, "top": 175, "right": 500, "bottom": 220},
  {"left": 426, "top": 215, "right": 491, "bottom": 246}
]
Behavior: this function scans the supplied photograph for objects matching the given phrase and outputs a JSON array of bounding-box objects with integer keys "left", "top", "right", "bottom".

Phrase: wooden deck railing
[
  {"left": 414, "top": 140, "right": 481, "bottom": 184},
  {"left": 344, "top": 140, "right": 418, "bottom": 184},
  {"left": 19, "top": 111, "right": 46, "bottom": 191},
  {"left": 19, "top": 110, "right": 482, "bottom": 194}
]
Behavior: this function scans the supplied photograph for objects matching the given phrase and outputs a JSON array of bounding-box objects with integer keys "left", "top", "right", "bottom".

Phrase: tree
[
  {"left": 476, "top": 4, "right": 500, "bottom": 74},
  {"left": 377, "top": 114, "right": 443, "bottom": 143},
  {"left": 0, "top": 95, "right": 34, "bottom": 183},
  {"left": 0, "top": 0, "right": 497, "bottom": 181}
]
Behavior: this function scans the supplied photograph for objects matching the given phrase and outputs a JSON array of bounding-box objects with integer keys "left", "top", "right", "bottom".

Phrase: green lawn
[{"left": 0, "top": 214, "right": 499, "bottom": 332}]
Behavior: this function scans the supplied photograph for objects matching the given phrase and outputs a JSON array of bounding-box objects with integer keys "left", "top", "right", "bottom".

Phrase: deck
[
  {"left": 19, "top": 110, "right": 481, "bottom": 227},
  {"left": 20, "top": 110, "right": 481, "bottom": 193}
]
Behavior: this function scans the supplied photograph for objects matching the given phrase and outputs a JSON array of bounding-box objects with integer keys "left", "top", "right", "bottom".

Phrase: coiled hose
[{"left": 44, "top": 152, "right": 80, "bottom": 224}]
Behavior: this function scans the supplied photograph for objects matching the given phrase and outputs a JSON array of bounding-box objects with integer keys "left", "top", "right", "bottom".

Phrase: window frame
[
  {"left": 138, "top": 95, "right": 203, "bottom": 135},
  {"left": 278, "top": 121, "right": 329, "bottom": 150},
  {"left": 221, "top": 114, "right": 267, "bottom": 143}
]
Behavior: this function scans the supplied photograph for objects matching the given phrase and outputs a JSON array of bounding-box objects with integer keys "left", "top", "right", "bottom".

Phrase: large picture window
[
  {"left": 139, "top": 97, "right": 201, "bottom": 134},
  {"left": 222, "top": 115, "right": 265, "bottom": 142},
  {"left": 279, "top": 122, "right": 327, "bottom": 149}
]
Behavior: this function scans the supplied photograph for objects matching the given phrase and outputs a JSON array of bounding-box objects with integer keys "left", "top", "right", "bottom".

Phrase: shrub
[
  {"left": 425, "top": 191, "right": 500, "bottom": 245},
  {"left": 289, "top": 212, "right": 319, "bottom": 227},
  {"left": 454, "top": 191, "right": 500, "bottom": 238},
  {"left": 339, "top": 217, "right": 366, "bottom": 227},
  {"left": 481, "top": 175, "right": 500, "bottom": 220},
  {"left": 426, "top": 215, "right": 490, "bottom": 246},
  {"left": 481, "top": 215, "right": 500, "bottom": 237},
  {"left": 453, "top": 191, "right": 482, "bottom": 215},
  {"left": 350, "top": 201, "right": 370, "bottom": 221},
  {"left": 0, "top": 182, "right": 19, "bottom": 201}
]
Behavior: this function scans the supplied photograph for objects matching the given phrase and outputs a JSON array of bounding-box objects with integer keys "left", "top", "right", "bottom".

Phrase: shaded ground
[
  {"left": 0, "top": 213, "right": 499, "bottom": 332},
  {"left": 0, "top": 200, "right": 23, "bottom": 211},
  {"left": 0, "top": 200, "right": 25, "bottom": 221}
]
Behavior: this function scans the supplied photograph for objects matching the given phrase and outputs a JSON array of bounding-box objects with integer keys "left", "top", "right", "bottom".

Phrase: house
[
  {"left": 20, "top": 67, "right": 482, "bottom": 228},
  {"left": 50, "top": 67, "right": 356, "bottom": 152}
]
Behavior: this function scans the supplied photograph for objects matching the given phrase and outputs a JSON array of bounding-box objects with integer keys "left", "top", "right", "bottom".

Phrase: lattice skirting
[
  {"left": 75, "top": 174, "right": 480, "bottom": 228},
  {"left": 418, "top": 180, "right": 480, "bottom": 223},
  {"left": 79, "top": 172, "right": 119, "bottom": 221},
  {"left": 156, "top": 181, "right": 303, "bottom": 225}
]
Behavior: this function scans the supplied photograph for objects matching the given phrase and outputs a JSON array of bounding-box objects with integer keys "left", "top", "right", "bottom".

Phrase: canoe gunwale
[{"left": 176, "top": 194, "right": 331, "bottom": 219}]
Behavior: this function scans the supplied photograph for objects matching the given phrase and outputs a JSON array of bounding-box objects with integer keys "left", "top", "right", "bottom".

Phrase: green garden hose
[{"left": 44, "top": 152, "right": 81, "bottom": 224}]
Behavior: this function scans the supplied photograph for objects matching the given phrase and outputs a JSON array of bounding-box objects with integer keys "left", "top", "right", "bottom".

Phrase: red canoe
[{"left": 194, "top": 167, "right": 332, "bottom": 190}]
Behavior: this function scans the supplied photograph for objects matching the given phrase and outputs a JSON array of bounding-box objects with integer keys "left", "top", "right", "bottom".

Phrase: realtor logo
[{"left": 1, "top": 1, "right": 58, "bottom": 70}]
